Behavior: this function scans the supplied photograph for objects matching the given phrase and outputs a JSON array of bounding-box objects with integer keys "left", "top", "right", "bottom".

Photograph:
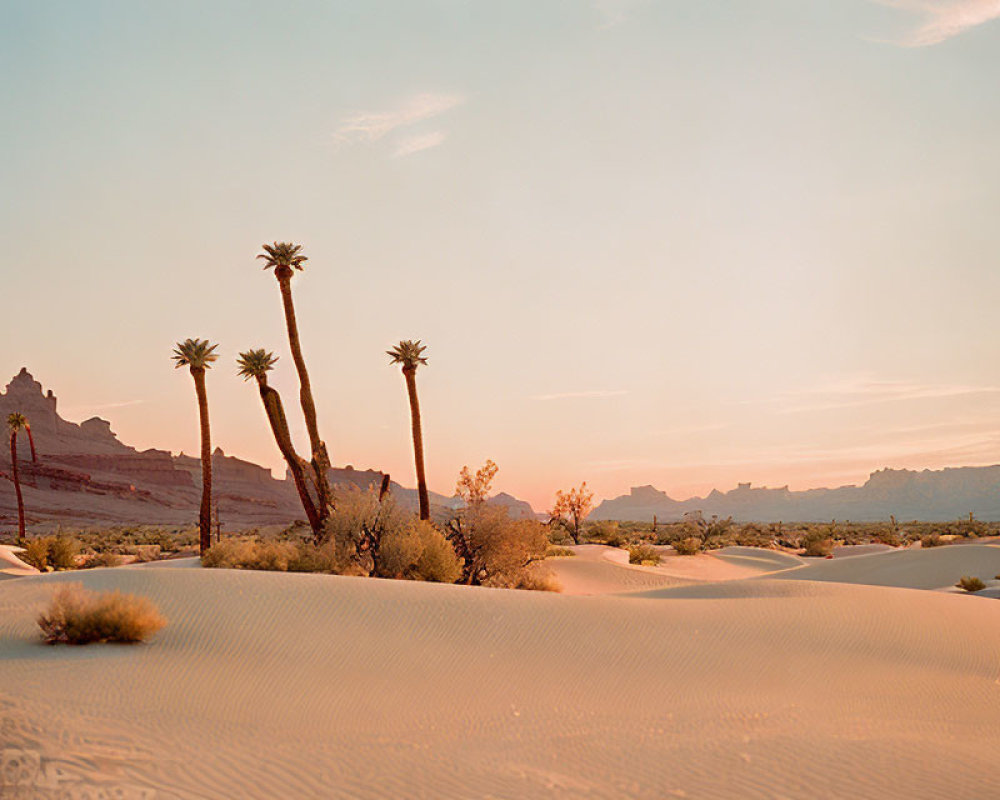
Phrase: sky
[{"left": 2, "top": 0, "right": 1000, "bottom": 511}]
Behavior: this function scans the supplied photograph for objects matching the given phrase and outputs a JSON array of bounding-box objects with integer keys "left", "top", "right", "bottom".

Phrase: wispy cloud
[
  {"left": 62, "top": 399, "right": 145, "bottom": 417},
  {"left": 651, "top": 423, "right": 726, "bottom": 437},
  {"left": 393, "top": 130, "right": 447, "bottom": 158},
  {"left": 532, "top": 389, "right": 629, "bottom": 401},
  {"left": 334, "top": 92, "right": 465, "bottom": 146},
  {"left": 758, "top": 375, "right": 1000, "bottom": 414},
  {"left": 874, "top": 0, "right": 1000, "bottom": 46}
]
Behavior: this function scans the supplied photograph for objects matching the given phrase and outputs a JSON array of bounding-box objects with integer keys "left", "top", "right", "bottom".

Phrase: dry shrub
[
  {"left": 736, "top": 523, "right": 773, "bottom": 548},
  {"left": 470, "top": 508, "right": 550, "bottom": 588},
  {"left": 546, "top": 546, "right": 576, "bottom": 558},
  {"left": 513, "top": 567, "right": 561, "bottom": 592},
  {"left": 20, "top": 538, "right": 50, "bottom": 571},
  {"left": 201, "top": 539, "right": 298, "bottom": 571},
  {"left": 956, "top": 575, "right": 985, "bottom": 593},
  {"left": 38, "top": 584, "right": 166, "bottom": 644},
  {"left": 802, "top": 528, "right": 834, "bottom": 557},
  {"left": 629, "top": 544, "right": 661, "bottom": 565},
  {"left": 586, "top": 520, "right": 624, "bottom": 547},
  {"left": 671, "top": 537, "right": 702, "bottom": 556},
  {"left": 19, "top": 536, "right": 79, "bottom": 571},
  {"left": 377, "top": 520, "right": 462, "bottom": 583},
  {"left": 921, "top": 533, "right": 944, "bottom": 548},
  {"left": 88, "top": 551, "right": 123, "bottom": 568}
]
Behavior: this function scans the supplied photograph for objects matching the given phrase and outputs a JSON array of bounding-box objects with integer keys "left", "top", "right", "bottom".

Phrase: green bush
[
  {"left": 956, "top": 576, "right": 985, "bottom": 593},
  {"left": 37, "top": 584, "right": 167, "bottom": 644},
  {"left": 629, "top": 544, "right": 661, "bottom": 566}
]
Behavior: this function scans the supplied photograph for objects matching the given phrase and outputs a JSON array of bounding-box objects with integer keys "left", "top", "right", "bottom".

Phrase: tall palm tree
[
  {"left": 387, "top": 340, "right": 430, "bottom": 521},
  {"left": 172, "top": 338, "right": 219, "bottom": 556},
  {"left": 257, "top": 241, "right": 333, "bottom": 521},
  {"left": 237, "top": 349, "right": 321, "bottom": 537},
  {"left": 7, "top": 413, "right": 27, "bottom": 546},
  {"left": 23, "top": 420, "right": 36, "bottom": 463}
]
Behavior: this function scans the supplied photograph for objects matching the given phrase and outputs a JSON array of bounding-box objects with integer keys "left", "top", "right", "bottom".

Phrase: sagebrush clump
[
  {"left": 19, "top": 536, "right": 79, "bottom": 571},
  {"left": 956, "top": 575, "right": 985, "bottom": 593},
  {"left": 37, "top": 584, "right": 166, "bottom": 644},
  {"left": 629, "top": 543, "right": 661, "bottom": 566}
]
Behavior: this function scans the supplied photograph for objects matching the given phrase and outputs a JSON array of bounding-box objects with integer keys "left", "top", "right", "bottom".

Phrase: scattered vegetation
[
  {"left": 629, "top": 543, "right": 661, "bottom": 566},
  {"left": 37, "top": 584, "right": 166, "bottom": 645},
  {"left": 546, "top": 546, "right": 576, "bottom": 558},
  {"left": 802, "top": 527, "right": 835, "bottom": 558},
  {"left": 19, "top": 536, "right": 79, "bottom": 571},
  {"left": 548, "top": 483, "right": 594, "bottom": 545},
  {"left": 671, "top": 537, "right": 702, "bottom": 556},
  {"left": 956, "top": 576, "right": 986, "bottom": 593}
]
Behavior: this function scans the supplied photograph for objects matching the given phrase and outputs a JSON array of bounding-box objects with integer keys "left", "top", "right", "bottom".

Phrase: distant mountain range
[
  {"left": 592, "top": 468, "right": 1000, "bottom": 523},
  {"left": 0, "top": 368, "right": 536, "bottom": 529}
]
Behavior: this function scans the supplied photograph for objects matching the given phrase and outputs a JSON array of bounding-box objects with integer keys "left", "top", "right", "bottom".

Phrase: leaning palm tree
[
  {"left": 172, "top": 338, "right": 218, "bottom": 556},
  {"left": 7, "top": 413, "right": 27, "bottom": 546},
  {"left": 257, "top": 242, "right": 333, "bottom": 520},
  {"left": 237, "top": 349, "right": 321, "bottom": 537},
  {"left": 387, "top": 340, "right": 430, "bottom": 520},
  {"left": 23, "top": 419, "right": 36, "bottom": 463}
]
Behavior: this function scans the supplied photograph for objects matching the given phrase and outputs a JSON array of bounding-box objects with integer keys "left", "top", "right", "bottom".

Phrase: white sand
[
  {"left": 0, "top": 548, "right": 999, "bottom": 798},
  {"left": 0, "top": 544, "right": 39, "bottom": 579}
]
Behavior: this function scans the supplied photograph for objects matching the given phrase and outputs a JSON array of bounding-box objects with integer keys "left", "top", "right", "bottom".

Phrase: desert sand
[{"left": 1, "top": 546, "right": 999, "bottom": 799}]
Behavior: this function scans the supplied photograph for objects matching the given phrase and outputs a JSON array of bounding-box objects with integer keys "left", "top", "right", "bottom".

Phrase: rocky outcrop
[{"left": 592, "top": 467, "right": 1000, "bottom": 522}]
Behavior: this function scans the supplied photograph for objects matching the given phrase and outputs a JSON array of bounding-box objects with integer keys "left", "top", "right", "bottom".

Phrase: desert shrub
[
  {"left": 286, "top": 541, "right": 341, "bottom": 573},
  {"left": 672, "top": 536, "right": 702, "bottom": 555},
  {"left": 320, "top": 487, "right": 412, "bottom": 575},
  {"left": 802, "top": 528, "right": 834, "bottom": 557},
  {"left": 377, "top": 520, "right": 462, "bottom": 583},
  {"left": 546, "top": 546, "right": 576, "bottom": 558},
  {"left": 87, "top": 551, "right": 123, "bottom": 568},
  {"left": 921, "top": 533, "right": 944, "bottom": 548},
  {"left": 37, "top": 584, "right": 166, "bottom": 644},
  {"left": 129, "top": 544, "right": 162, "bottom": 563},
  {"left": 20, "top": 538, "right": 51, "bottom": 570},
  {"left": 586, "top": 520, "right": 625, "bottom": 547},
  {"left": 956, "top": 576, "right": 986, "bottom": 593},
  {"left": 629, "top": 544, "right": 661, "bottom": 566},
  {"left": 19, "top": 536, "right": 79, "bottom": 571},
  {"left": 735, "top": 523, "right": 773, "bottom": 548},
  {"left": 513, "top": 568, "right": 561, "bottom": 592},
  {"left": 48, "top": 536, "right": 80, "bottom": 570},
  {"left": 201, "top": 539, "right": 298, "bottom": 571}
]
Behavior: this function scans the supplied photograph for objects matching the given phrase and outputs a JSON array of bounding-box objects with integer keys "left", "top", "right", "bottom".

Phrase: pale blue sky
[{"left": 2, "top": 1, "right": 999, "bottom": 508}]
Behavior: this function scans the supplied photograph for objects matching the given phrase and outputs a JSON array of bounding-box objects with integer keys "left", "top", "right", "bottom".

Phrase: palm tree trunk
[
  {"left": 10, "top": 432, "right": 24, "bottom": 547},
  {"left": 277, "top": 275, "right": 333, "bottom": 518},
  {"left": 192, "top": 368, "right": 212, "bottom": 556},
  {"left": 404, "top": 368, "right": 430, "bottom": 521},
  {"left": 24, "top": 424, "right": 36, "bottom": 463},
  {"left": 258, "top": 382, "right": 321, "bottom": 536}
]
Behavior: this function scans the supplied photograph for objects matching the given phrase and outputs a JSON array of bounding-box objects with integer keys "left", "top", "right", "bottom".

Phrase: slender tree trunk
[
  {"left": 277, "top": 274, "right": 333, "bottom": 518},
  {"left": 192, "top": 368, "right": 212, "bottom": 556},
  {"left": 403, "top": 368, "right": 430, "bottom": 521},
  {"left": 10, "top": 432, "right": 24, "bottom": 547},
  {"left": 257, "top": 381, "right": 321, "bottom": 536},
  {"left": 24, "top": 424, "right": 36, "bottom": 463}
]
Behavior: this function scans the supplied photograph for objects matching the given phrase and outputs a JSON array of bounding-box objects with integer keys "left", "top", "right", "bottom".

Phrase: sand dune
[
  {"left": 0, "top": 559, "right": 999, "bottom": 799},
  {"left": 768, "top": 542, "right": 1000, "bottom": 590},
  {"left": 0, "top": 545, "right": 38, "bottom": 580}
]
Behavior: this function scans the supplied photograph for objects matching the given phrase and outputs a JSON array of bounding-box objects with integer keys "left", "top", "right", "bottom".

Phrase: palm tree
[
  {"left": 257, "top": 242, "right": 333, "bottom": 521},
  {"left": 23, "top": 420, "right": 36, "bottom": 463},
  {"left": 7, "top": 413, "right": 27, "bottom": 546},
  {"left": 172, "top": 338, "right": 218, "bottom": 556},
  {"left": 237, "top": 349, "right": 321, "bottom": 537},
  {"left": 387, "top": 340, "right": 430, "bottom": 521}
]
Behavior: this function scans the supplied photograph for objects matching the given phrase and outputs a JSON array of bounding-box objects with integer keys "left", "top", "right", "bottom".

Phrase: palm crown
[
  {"left": 257, "top": 242, "right": 308, "bottom": 273},
  {"left": 387, "top": 340, "right": 428, "bottom": 371},
  {"left": 237, "top": 349, "right": 279, "bottom": 381},
  {"left": 172, "top": 339, "right": 219, "bottom": 371},
  {"left": 7, "top": 412, "right": 26, "bottom": 432}
]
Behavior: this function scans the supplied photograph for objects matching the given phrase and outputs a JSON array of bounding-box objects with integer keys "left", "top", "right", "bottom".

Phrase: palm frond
[
  {"left": 172, "top": 338, "right": 220, "bottom": 369},
  {"left": 387, "top": 339, "right": 428, "bottom": 370},
  {"left": 6, "top": 412, "right": 26, "bottom": 432},
  {"left": 257, "top": 241, "right": 308, "bottom": 271},
  {"left": 236, "top": 348, "right": 278, "bottom": 380}
]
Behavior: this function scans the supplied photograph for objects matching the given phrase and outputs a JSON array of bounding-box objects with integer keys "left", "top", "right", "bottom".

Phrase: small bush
[
  {"left": 513, "top": 568, "right": 561, "bottom": 592},
  {"left": 629, "top": 544, "right": 661, "bottom": 566},
  {"left": 802, "top": 529, "right": 834, "bottom": 557},
  {"left": 586, "top": 520, "right": 624, "bottom": 547},
  {"left": 956, "top": 576, "right": 985, "bottom": 593},
  {"left": 672, "top": 537, "right": 702, "bottom": 556},
  {"left": 37, "top": 584, "right": 166, "bottom": 644},
  {"left": 21, "top": 538, "right": 51, "bottom": 571},
  {"left": 546, "top": 546, "right": 576, "bottom": 558},
  {"left": 87, "top": 551, "right": 123, "bottom": 568},
  {"left": 201, "top": 539, "right": 298, "bottom": 571},
  {"left": 377, "top": 520, "right": 462, "bottom": 583},
  {"left": 921, "top": 533, "right": 944, "bottom": 548}
]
